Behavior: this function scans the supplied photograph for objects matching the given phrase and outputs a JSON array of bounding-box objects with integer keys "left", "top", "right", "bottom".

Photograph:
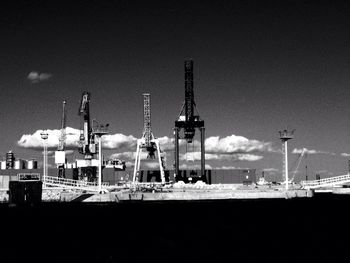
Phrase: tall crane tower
[
  {"left": 174, "top": 60, "right": 205, "bottom": 182},
  {"left": 133, "top": 93, "right": 165, "bottom": 183},
  {"left": 55, "top": 100, "right": 67, "bottom": 178}
]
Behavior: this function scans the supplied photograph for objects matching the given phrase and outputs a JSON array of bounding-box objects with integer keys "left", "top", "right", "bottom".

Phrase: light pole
[
  {"left": 92, "top": 120, "right": 109, "bottom": 193},
  {"left": 279, "top": 129, "right": 294, "bottom": 191},
  {"left": 40, "top": 131, "right": 49, "bottom": 186}
]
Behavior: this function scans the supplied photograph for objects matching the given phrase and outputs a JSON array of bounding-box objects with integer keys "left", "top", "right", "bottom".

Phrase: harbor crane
[
  {"left": 55, "top": 100, "right": 67, "bottom": 178},
  {"left": 78, "top": 91, "right": 97, "bottom": 159},
  {"left": 174, "top": 59, "right": 206, "bottom": 182},
  {"left": 77, "top": 91, "right": 98, "bottom": 182},
  {"left": 133, "top": 93, "right": 165, "bottom": 184}
]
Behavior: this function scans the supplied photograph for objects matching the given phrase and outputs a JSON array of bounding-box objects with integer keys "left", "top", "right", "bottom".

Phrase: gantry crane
[
  {"left": 174, "top": 59, "right": 206, "bottom": 182},
  {"left": 133, "top": 93, "right": 165, "bottom": 183},
  {"left": 55, "top": 100, "right": 67, "bottom": 178}
]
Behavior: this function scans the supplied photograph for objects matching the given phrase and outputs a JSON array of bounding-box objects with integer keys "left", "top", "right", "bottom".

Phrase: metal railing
[
  {"left": 43, "top": 176, "right": 109, "bottom": 192},
  {"left": 301, "top": 174, "right": 350, "bottom": 189}
]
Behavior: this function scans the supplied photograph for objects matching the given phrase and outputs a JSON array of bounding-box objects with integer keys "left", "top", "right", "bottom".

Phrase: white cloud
[
  {"left": 179, "top": 163, "right": 212, "bottom": 170},
  {"left": 180, "top": 152, "right": 263, "bottom": 162},
  {"left": 27, "top": 71, "right": 52, "bottom": 83},
  {"left": 263, "top": 168, "right": 279, "bottom": 173},
  {"left": 18, "top": 128, "right": 69, "bottom": 149},
  {"left": 205, "top": 135, "right": 275, "bottom": 154},
  {"left": 18, "top": 127, "right": 137, "bottom": 151},
  {"left": 214, "top": 166, "right": 237, "bottom": 170},
  {"left": 157, "top": 134, "right": 275, "bottom": 154},
  {"left": 101, "top": 134, "right": 137, "bottom": 150},
  {"left": 109, "top": 151, "right": 152, "bottom": 160},
  {"left": 143, "top": 162, "right": 162, "bottom": 169},
  {"left": 341, "top": 153, "right": 350, "bottom": 157},
  {"left": 292, "top": 148, "right": 335, "bottom": 156}
]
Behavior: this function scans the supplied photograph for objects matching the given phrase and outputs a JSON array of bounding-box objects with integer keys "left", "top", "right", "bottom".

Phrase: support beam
[
  {"left": 133, "top": 141, "right": 141, "bottom": 183},
  {"left": 98, "top": 135, "right": 102, "bottom": 193},
  {"left": 200, "top": 127, "right": 205, "bottom": 178},
  {"left": 155, "top": 140, "right": 165, "bottom": 183},
  {"left": 174, "top": 127, "right": 180, "bottom": 180},
  {"left": 284, "top": 140, "right": 289, "bottom": 190}
]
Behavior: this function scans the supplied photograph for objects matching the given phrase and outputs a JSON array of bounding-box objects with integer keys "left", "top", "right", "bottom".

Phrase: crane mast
[
  {"left": 133, "top": 93, "right": 165, "bottom": 183},
  {"left": 142, "top": 93, "right": 156, "bottom": 158}
]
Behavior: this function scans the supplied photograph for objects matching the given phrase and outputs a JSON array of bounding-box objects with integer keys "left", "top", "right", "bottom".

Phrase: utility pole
[{"left": 92, "top": 121, "right": 109, "bottom": 193}]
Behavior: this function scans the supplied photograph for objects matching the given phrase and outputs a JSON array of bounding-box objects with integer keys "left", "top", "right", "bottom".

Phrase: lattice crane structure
[{"left": 133, "top": 93, "right": 165, "bottom": 183}]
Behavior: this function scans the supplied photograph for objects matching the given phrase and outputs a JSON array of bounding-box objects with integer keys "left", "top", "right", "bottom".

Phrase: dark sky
[{"left": 1, "top": 0, "right": 350, "bottom": 180}]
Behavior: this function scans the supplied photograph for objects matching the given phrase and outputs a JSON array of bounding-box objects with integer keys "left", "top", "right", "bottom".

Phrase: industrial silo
[
  {"left": 14, "top": 159, "right": 26, "bottom": 169},
  {"left": 0, "top": 160, "right": 6, "bottom": 170},
  {"left": 27, "top": 159, "right": 38, "bottom": 169}
]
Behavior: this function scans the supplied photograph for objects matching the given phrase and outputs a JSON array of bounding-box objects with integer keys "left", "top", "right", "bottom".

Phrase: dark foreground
[{"left": 0, "top": 193, "right": 349, "bottom": 263}]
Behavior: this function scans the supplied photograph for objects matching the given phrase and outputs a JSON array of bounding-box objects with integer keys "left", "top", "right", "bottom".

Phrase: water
[{"left": 0, "top": 193, "right": 348, "bottom": 262}]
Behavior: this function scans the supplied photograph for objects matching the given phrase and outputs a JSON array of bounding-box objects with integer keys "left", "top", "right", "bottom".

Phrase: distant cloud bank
[
  {"left": 18, "top": 129, "right": 275, "bottom": 168},
  {"left": 27, "top": 71, "right": 52, "bottom": 83}
]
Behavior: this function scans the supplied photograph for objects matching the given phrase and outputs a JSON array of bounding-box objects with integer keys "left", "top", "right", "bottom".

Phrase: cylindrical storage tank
[
  {"left": 14, "top": 160, "right": 20, "bottom": 169},
  {"left": 0, "top": 161, "right": 6, "bottom": 170},
  {"left": 27, "top": 159, "right": 38, "bottom": 169},
  {"left": 14, "top": 159, "right": 25, "bottom": 170},
  {"left": 6, "top": 151, "right": 15, "bottom": 169}
]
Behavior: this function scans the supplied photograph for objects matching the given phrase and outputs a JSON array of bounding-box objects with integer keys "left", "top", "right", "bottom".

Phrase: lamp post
[
  {"left": 92, "top": 120, "right": 109, "bottom": 193},
  {"left": 40, "top": 131, "right": 49, "bottom": 186},
  {"left": 279, "top": 129, "right": 294, "bottom": 191}
]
